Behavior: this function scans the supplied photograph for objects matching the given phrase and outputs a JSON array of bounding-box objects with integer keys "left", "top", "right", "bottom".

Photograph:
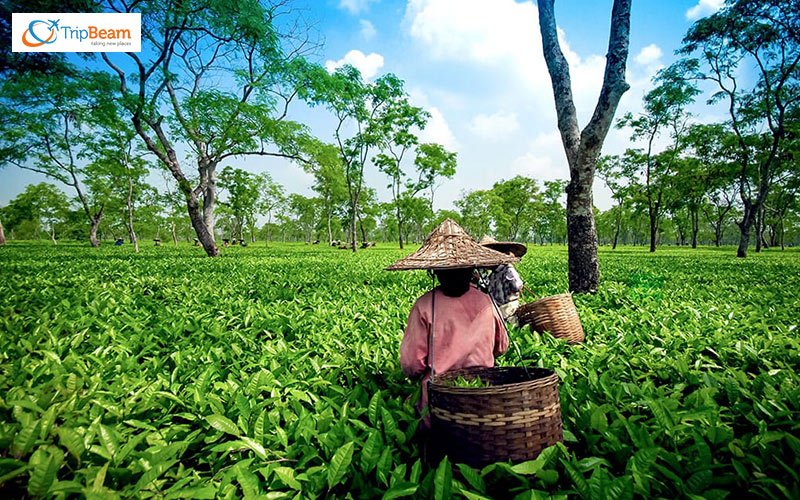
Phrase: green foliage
[
  {"left": 443, "top": 376, "right": 490, "bottom": 388},
  {"left": 0, "top": 243, "right": 799, "bottom": 498}
]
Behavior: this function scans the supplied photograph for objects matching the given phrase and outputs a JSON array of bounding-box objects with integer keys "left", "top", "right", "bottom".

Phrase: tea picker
[
  {"left": 476, "top": 235, "right": 528, "bottom": 326},
  {"left": 386, "top": 219, "right": 563, "bottom": 466}
]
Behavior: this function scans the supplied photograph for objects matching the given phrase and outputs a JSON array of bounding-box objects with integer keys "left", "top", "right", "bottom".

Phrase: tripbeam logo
[
  {"left": 13, "top": 13, "right": 141, "bottom": 52},
  {"left": 22, "top": 19, "right": 59, "bottom": 47}
]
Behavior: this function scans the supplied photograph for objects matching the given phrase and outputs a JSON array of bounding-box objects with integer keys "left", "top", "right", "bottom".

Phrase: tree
[
  {"left": 355, "top": 187, "right": 380, "bottom": 244},
  {"left": 304, "top": 143, "right": 347, "bottom": 245},
  {"left": 617, "top": 63, "right": 700, "bottom": 252},
  {"left": 456, "top": 189, "right": 494, "bottom": 239},
  {"left": 538, "top": 180, "right": 568, "bottom": 244},
  {"left": 538, "top": 0, "right": 632, "bottom": 292},
  {"left": 309, "top": 67, "right": 416, "bottom": 252},
  {"left": 414, "top": 143, "right": 457, "bottom": 214},
  {"left": 0, "top": 72, "right": 116, "bottom": 246},
  {"left": 765, "top": 173, "right": 800, "bottom": 250},
  {"left": 88, "top": 106, "right": 152, "bottom": 252},
  {"left": 1, "top": 183, "right": 69, "bottom": 242},
  {"left": 160, "top": 172, "right": 187, "bottom": 246},
  {"left": 101, "top": 0, "right": 318, "bottom": 257},
  {"left": 679, "top": 124, "right": 742, "bottom": 248},
  {"left": 680, "top": 0, "right": 800, "bottom": 257},
  {"left": 218, "top": 167, "right": 263, "bottom": 242},
  {"left": 287, "top": 194, "right": 319, "bottom": 243},
  {"left": 489, "top": 176, "right": 540, "bottom": 241},
  {"left": 258, "top": 173, "right": 286, "bottom": 245},
  {"left": 372, "top": 105, "right": 430, "bottom": 248},
  {"left": 597, "top": 155, "right": 630, "bottom": 249},
  {"left": 376, "top": 140, "right": 455, "bottom": 248},
  {"left": 372, "top": 96, "right": 429, "bottom": 248}
]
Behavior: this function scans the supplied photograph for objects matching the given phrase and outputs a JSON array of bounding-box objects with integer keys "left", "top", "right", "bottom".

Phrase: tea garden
[{"left": 1, "top": 243, "right": 799, "bottom": 499}]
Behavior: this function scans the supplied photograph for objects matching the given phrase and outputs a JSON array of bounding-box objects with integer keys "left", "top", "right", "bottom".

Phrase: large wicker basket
[
  {"left": 515, "top": 293, "right": 585, "bottom": 344},
  {"left": 428, "top": 366, "right": 563, "bottom": 467}
]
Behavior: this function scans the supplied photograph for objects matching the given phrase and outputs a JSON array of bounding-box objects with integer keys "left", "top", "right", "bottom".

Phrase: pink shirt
[{"left": 400, "top": 285, "right": 509, "bottom": 424}]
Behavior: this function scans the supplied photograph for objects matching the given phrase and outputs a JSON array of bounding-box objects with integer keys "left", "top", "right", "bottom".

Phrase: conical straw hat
[
  {"left": 479, "top": 234, "right": 528, "bottom": 257},
  {"left": 385, "top": 219, "right": 520, "bottom": 271}
]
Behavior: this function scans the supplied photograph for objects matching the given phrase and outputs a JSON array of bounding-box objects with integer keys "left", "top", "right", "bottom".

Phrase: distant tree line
[{"left": 0, "top": 0, "right": 798, "bottom": 258}]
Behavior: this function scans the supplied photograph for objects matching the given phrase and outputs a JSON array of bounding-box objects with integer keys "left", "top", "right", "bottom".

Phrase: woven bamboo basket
[
  {"left": 428, "top": 366, "right": 562, "bottom": 467},
  {"left": 515, "top": 293, "right": 584, "bottom": 344}
]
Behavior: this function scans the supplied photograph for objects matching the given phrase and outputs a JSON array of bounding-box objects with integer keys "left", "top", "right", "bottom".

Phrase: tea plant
[{"left": 0, "top": 242, "right": 798, "bottom": 499}]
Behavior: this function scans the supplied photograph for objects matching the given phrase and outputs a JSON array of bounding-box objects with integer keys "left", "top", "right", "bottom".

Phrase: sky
[{"left": 1, "top": 0, "right": 729, "bottom": 212}]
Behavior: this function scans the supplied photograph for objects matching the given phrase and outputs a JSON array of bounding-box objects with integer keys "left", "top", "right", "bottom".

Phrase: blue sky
[{"left": 1, "top": 0, "right": 728, "bottom": 211}]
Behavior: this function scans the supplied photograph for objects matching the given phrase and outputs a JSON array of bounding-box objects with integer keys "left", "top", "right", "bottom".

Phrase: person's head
[{"left": 435, "top": 267, "right": 474, "bottom": 297}]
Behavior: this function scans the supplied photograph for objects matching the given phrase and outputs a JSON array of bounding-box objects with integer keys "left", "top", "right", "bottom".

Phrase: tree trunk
[
  {"left": 171, "top": 222, "right": 178, "bottom": 246},
  {"left": 612, "top": 210, "right": 621, "bottom": 249},
  {"left": 0, "top": 216, "right": 5, "bottom": 245},
  {"left": 397, "top": 214, "right": 404, "bottom": 249},
  {"left": 89, "top": 213, "right": 103, "bottom": 247},
  {"left": 736, "top": 201, "right": 754, "bottom": 258},
  {"left": 754, "top": 205, "right": 763, "bottom": 253},
  {"left": 649, "top": 214, "right": 657, "bottom": 253},
  {"left": 715, "top": 224, "right": 722, "bottom": 247},
  {"left": 327, "top": 210, "right": 333, "bottom": 246},
  {"left": 50, "top": 226, "right": 57, "bottom": 245},
  {"left": 566, "top": 176, "right": 600, "bottom": 292},
  {"left": 188, "top": 193, "right": 219, "bottom": 257},
  {"left": 691, "top": 208, "right": 699, "bottom": 249},
  {"left": 127, "top": 176, "right": 139, "bottom": 253},
  {"left": 202, "top": 164, "right": 217, "bottom": 242},
  {"left": 538, "top": 0, "right": 631, "bottom": 293},
  {"left": 780, "top": 216, "right": 785, "bottom": 251},
  {"left": 351, "top": 208, "right": 358, "bottom": 253}
]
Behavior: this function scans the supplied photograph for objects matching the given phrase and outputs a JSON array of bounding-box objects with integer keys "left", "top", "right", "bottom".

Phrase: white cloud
[
  {"left": 339, "top": 0, "right": 377, "bottom": 15},
  {"left": 403, "top": 0, "right": 668, "bottom": 211},
  {"left": 359, "top": 19, "right": 377, "bottom": 41},
  {"left": 407, "top": 88, "right": 460, "bottom": 152},
  {"left": 635, "top": 44, "right": 663, "bottom": 66},
  {"left": 634, "top": 43, "right": 664, "bottom": 76},
  {"left": 404, "top": 0, "right": 605, "bottom": 125},
  {"left": 468, "top": 111, "right": 519, "bottom": 141},
  {"left": 325, "top": 50, "right": 385, "bottom": 79},
  {"left": 511, "top": 132, "right": 568, "bottom": 182},
  {"left": 510, "top": 131, "right": 619, "bottom": 210},
  {"left": 686, "top": 0, "right": 724, "bottom": 20},
  {"left": 419, "top": 107, "right": 459, "bottom": 151}
]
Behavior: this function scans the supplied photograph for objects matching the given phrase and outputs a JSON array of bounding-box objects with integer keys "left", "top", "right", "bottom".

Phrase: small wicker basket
[
  {"left": 515, "top": 293, "right": 585, "bottom": 344},
  {"left": 428, "top": 366, "right": 563, "bottom": 467}
]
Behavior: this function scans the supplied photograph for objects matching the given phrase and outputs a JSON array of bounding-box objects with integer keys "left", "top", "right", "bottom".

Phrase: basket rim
[
  {"left": 429, "top": 366, "right": 558, "bottom": 395},
  {"left": 520, "top": 293, "right": 573, "bottom": 306}
]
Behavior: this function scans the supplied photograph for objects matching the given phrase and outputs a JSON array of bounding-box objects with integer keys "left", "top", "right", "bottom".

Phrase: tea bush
[{"left": 1, "top": 242, "right": 798, "bottom": 499}]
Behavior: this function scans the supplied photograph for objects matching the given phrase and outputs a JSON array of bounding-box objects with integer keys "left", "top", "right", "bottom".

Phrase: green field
[{"left": 1, "top": 243, "right": 799, "bottom": 499}]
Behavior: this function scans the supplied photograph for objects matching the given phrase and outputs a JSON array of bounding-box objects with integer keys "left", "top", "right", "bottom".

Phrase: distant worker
[
  {"left": 114, "top": 238, "right": 124, "bottom": 246},
  {"left": 477, "top": 235, "right": 527, "bottom": 326},
  {"left": 385, "top": 219, "right": 517, "bottom": 431}
]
